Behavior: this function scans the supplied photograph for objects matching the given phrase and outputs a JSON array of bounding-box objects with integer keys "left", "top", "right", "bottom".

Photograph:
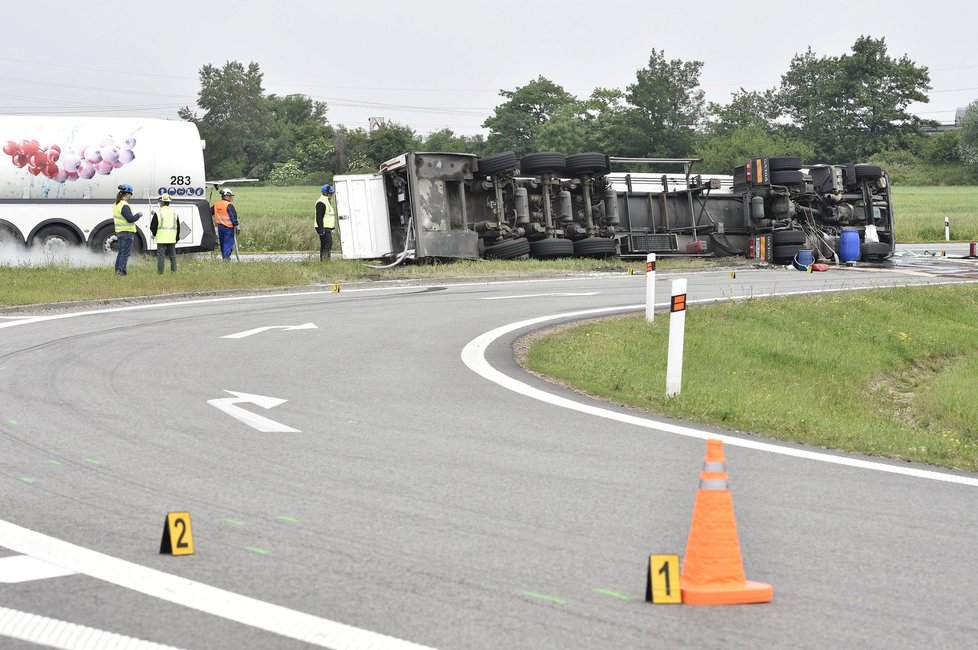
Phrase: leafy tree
[
  {"left": 704, "top": 89, "right": 779, "bottom": 137},
  {"left": 266, "top": 94, "right": 334, "bottom": 173},
  {"left": 922, "top": 131, "right": 960, "bottom": 164},
  {"left": 574, "top": 88, "right": 647, "bottom": 157},
  {"left": 693, "top": 125, "right": 815, "bottom": 174},
  {"left": 328, "top": 126, "right": 373, "bottom": 174},
  {"left": 422, "top": 129, "right": 486, "bottom": 155},
  {"left": 179, "top": 61, "right": 274, "bottom": 179},
  {"left": 483, "top": 77, "right": 576, "bottom": 157},
  {"left": 368, "top": 122, "right": 421, "bottom": 166},
  {"left": 959, "top": 100, "right": 978, "bottom": 171},
  {"left": 776, "top": 37, "right": 932, "bottom": 162},
  {"left": 534, "top": 105, "right": 589, "bottom": 154},
  {"left": 624, "top": 49, "right": 706, "bottom": 157},
  {"left": 267, "top": 159, "right": 304, "bottom": 186}
]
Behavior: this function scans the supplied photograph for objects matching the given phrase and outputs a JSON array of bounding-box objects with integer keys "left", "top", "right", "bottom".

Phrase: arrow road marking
[
  {"left": 207, "top": 390, "right": 300, "bottom": 433},
  {"left": 481, "top": 292, "right": 599, "bottom": 301},
  {"left": 221, "top": 323, "right": 318, "bottom": 339}
]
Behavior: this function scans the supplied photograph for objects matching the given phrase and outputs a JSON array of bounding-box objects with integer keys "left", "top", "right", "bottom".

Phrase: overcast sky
[{"left": 2, "top": 0, "right": 975, "bottom": 135}]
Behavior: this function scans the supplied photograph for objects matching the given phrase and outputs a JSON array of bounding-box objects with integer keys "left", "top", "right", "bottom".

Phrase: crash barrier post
[
  {"left": 645, "top": 253, "right": 656, "bottom": 323},
  {"left": 680, "top": 439, "right": 773, "bottom": 605},
  {"left": 665, "top": 278, "right": 686, "bottom": 397}
]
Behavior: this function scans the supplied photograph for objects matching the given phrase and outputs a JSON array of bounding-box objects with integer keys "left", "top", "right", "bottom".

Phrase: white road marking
[
  {"left": 461, "top": 301, "right": 978, "bottom": 488},
  {"left": 0, "top": 555, "right": 76, "bottom": 583},
  {"left": 220, "top": 322, "right": 318, "bottom": 339},
  {"left": 0, "top": 605, "right": 184, "bottom": 650},
  {"left": 207, "top": 390, "right": 300, "bottom": 433},
  {"left": 481, "top": 292, "right": 600, "bottom": 300},
  {"left": 0, "top": 520, "right": 435, "bottom": 649}
]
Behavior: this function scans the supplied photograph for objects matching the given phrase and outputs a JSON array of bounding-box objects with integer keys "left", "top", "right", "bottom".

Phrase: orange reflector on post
[{"left": 671, "top": 294, "right": 686, "bottom": 312}]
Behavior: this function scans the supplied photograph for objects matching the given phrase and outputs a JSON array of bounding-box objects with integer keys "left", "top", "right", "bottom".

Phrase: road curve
[{"left": 2, "top": 264, "right": 977, "bottom": 649}]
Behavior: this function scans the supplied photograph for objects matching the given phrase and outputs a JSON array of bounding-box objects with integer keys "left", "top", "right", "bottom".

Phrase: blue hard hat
[
  {"left": 322, "top": 184, "right": 334, "bottom": 194},
  {"left": 118, "top": 183, "right": 133, "bottom": 193}
]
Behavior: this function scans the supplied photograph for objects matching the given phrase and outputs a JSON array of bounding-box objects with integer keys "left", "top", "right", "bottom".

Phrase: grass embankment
[
  {"left": 0, "top": 256, "right": 660, "bottom": 308},
  {"left": 525, "top": 284, "right": 978, "bottom": 472}
]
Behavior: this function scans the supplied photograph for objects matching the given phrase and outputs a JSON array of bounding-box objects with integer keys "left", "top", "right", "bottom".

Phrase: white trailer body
[
  {"left": 0, "top": 116, "right": 216, "bottom": 253},
  {"left": 333, "top": 173, "right": 394, "bottom": 259}
]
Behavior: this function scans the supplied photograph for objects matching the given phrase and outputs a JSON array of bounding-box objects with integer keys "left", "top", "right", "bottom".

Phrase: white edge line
[
  {"left": 0, "top": 604, "right": 184, "bottom": 650},
  {"left": 0, "top": 520, "right": 434, "bottom": 650},
  {"left": 460, "top": 292, "right": 978, "bottom": 488}
]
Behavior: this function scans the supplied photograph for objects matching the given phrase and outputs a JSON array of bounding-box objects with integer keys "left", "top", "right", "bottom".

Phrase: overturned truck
[{"left": 333, "top": 151, "right": 894, "bottom": 266}]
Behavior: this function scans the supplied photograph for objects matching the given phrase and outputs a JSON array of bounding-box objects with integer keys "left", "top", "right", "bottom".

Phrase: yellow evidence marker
[
  {"left": 331, "top": 283, "right": 341, "bottom": 293},
  {"left": 160, "top": 512, "right": 195, "bottom": 556},
  {"left": 645, "top": 554, "right": 682, "bottom": 604}
]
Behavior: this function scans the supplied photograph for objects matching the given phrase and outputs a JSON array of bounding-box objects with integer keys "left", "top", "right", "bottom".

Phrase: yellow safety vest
[
  {"left": 317, "top": 195, "right": 336, "bottom": 229},
  {"left": 113, "top": 200, "right": 136, "bottom": 233},
  {"left": 155, "top": 206, "right": 178, "bottom": 244}
]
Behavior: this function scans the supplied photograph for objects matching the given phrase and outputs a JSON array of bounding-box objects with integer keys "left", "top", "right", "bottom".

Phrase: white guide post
[
  {"left": 665, "top": 278, "right": 687, "bottom": 397},
  {"left": 645, "top": 253, "right": 656, "bottom": 322}
]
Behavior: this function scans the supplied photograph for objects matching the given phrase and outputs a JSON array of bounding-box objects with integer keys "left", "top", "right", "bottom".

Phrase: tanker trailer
[{"left": 0, "top": 115, "right": 216, "bottom": 255}]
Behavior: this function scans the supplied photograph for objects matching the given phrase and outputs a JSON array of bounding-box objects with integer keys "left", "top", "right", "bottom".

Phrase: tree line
[{"left": 178, "top": 37, "right": 978, "bottom": 186}]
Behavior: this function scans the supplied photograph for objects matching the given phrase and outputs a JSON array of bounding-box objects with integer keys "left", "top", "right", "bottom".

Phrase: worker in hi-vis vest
[
  {"left": 112, "top": 183, "right": 142, "bottom": 276},
  {"left": 150, "top": 194, "right": 181, "bottom": 273},
  {"left": 211, "top": 189, "right": 239, "bottom": 260},
  {"left": 315, "top": 183, "right": 337, "bottom": 261}
]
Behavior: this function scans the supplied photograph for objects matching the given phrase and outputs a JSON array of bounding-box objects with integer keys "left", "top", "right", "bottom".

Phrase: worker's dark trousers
[
  {"left": 157, "top": 244, "right": 177, "bottom": 273},
  {"left": 317, "top": 227, "right": 333, "bottom": 260}
]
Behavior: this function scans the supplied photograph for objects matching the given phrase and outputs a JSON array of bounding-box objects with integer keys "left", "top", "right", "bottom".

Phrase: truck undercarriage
[{"left": 334, "top": 152, "right": 895, "bottom": 266}]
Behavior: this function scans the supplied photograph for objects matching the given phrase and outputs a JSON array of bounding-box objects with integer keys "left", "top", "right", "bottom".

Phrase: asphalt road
[{"left": 1, "top": 259, "right": 977, "bottom": 649}]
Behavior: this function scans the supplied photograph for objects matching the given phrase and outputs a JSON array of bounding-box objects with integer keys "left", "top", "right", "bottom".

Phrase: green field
[{"left": 891, "top": 185, "right": 978, "bottom": 242}]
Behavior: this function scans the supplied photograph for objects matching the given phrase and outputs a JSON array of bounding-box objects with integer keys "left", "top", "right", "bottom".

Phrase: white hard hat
[{"left": 221, "top": 189, "right": 234, "bottom": 197}]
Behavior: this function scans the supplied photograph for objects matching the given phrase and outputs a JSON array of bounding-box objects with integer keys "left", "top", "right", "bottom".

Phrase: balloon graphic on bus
[{"left": 3, "top": 134, "right": 136, "bottom": 183}]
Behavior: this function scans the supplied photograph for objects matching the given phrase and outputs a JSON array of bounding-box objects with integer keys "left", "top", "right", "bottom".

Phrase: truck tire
[
  {"left": 854, "top": 164, "right": 883, "bottom": 180},
  {"left": 477, "top": 151, "right": 520, "bottom": 177},
  {"left": 861, "top": 241, "right": 891, "bottom": 261},
  {"left": 529, "top": 237, "right": 574, "bottom": 259},
  {"left": 770, "top": 170, "right": 805, "bottom": 186},
  {"left": 33, "top": 225, "right": 79, "bottom": 252},
  {"left": 482, "top": 237, "right": 530, "bottom": 260},
  {"left": 772, "top": 229, "right": 807, "bottom": 245},
  {"left": 768, "top": 156, "right": 802, "bottom": 171},
  {"left": 573, "top": 237, "right": 617, "bottom": 258},
  {"left": 773, "top": 244, "right": 802, "bottom": 262},
  {"left": 519, "top": 152, "right": 566, "bottom": 176},
  {"left": 564, "top": 152, "right": 610, "bottom": 177}
]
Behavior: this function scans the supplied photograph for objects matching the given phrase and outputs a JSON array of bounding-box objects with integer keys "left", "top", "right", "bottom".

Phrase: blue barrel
[
  {"left": 794, "top": 248, "right": 814, "bottom": 270},
  {"left": 839, "top": 228, "right": 860, "bottom": 262}
]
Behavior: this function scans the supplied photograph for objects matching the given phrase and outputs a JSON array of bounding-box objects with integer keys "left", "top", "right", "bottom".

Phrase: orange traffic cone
[{"left": 680, "top": 439, "right": 773, "bottom": 605}]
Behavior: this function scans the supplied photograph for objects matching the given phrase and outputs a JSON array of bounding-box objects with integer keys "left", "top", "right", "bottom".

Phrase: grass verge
[
  {"left": 523, "top": 284, "right": 978, "bottom": 472},
  {"left": 0, "top": 255, "right": 731, "bottom": 309}
]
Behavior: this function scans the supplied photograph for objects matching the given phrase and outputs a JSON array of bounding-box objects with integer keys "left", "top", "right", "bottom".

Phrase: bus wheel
[
  {"left": 0, "top": 223, "right": 25, "bottom": 249},
  {"left": 33, "top": 225, "right": 79, "bottom": 253},
  {"left": 90, "top": 225, "right": 119, "bottom": 254}
]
